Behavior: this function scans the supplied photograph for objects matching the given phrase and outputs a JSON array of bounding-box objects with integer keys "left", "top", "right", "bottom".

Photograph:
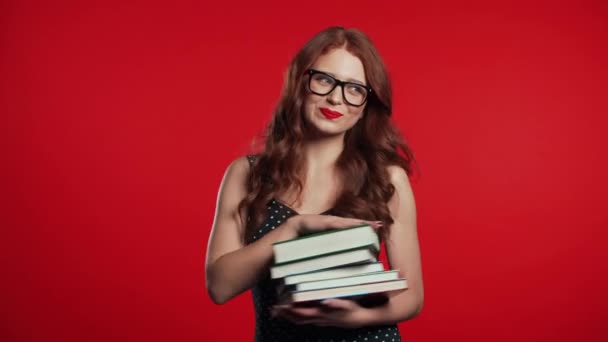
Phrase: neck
[{"left": 302, "top": 134, "right": 345, "bottom": 171}]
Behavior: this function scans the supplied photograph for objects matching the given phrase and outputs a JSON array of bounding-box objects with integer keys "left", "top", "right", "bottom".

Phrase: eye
[
  {"left": 347, "top": 84, "right": 367, "bottom": 95},
  {"left": 313, "top": 74, "right": 334, "bottom": 85}
]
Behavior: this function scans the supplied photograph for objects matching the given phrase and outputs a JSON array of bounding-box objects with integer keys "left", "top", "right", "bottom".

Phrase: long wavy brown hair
[{"left": 239, "top": 26, "right": 416, "bottom": 243}]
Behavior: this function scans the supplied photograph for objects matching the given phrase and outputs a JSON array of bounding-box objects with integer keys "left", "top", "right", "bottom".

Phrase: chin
[
  {"left": 304, "top": 109, "right": 354, "bottom": 137},
  {"left": 310, "top": 122, "right": 350, "bottom": 138}
]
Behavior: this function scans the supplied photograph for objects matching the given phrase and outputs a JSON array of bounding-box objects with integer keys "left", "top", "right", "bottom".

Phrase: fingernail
[{"left": 370, "top": 221, "right": 384, "bottom": 229}]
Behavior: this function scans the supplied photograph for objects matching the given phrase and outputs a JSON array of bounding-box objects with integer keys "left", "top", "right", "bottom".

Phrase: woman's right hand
[{"left": 278, "top": 214, "right": 382, "bottom": 242}]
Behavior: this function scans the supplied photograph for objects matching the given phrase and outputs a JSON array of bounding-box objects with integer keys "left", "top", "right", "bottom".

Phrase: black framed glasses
[{"left": 306, "top": 69, "right": 372, "bottom": 107}]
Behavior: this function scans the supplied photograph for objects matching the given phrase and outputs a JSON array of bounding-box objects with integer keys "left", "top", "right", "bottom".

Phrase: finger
[
  {"left": 299, "top": 319, "right": 328, "bottom": 326},
  {"left": 298, "top": 215, "right": 381, "bottom": 235},
  {"left": 334, "top": 217, "right": 384, "bottom": 231},
  {"left": 297, "top": 217, "right": 342, "bottom": 234},
  {"left": 310, "top": 216, "right": 371, "bottom": 231},
  {"left": 369, "top": 221, "right": 384, "bottom": 230},
  {"left": 272, "top": 304, "right": 291, "bottom": 310},
  {"left": 285, "top": 306, "right": 323, "bottom": 317},
  {"left": 321, "top": 298, "right": 357, "bottom": 310},
  {"left": 328, "top": 216, "right": 372, "bottom": 228},
  {"left": 277, "top": 309, "right": 323, "bottom": 325}
]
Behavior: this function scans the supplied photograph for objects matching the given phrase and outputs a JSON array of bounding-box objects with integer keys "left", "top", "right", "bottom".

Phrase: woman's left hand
[{"left": 271, "top": 299, "right": 370, "bottom": 329}]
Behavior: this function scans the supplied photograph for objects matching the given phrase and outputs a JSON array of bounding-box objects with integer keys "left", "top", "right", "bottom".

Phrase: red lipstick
[{"left": 320, "top": 107, "right": 343, "bottom": 120}]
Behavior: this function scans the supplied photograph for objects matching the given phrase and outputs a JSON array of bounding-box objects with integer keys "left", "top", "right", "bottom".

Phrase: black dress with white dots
[{"left": 245, "top": 155, "right": 402, "bottom": 342}]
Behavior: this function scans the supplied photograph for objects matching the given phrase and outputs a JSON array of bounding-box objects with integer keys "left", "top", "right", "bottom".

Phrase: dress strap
[{"left": 246, "top": 154, "right": 258, "bottom": 167}]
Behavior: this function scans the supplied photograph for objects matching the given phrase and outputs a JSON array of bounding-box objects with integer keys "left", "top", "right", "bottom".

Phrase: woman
[{"left": 205, "top": 26, "right": 423, "bottom": 341}]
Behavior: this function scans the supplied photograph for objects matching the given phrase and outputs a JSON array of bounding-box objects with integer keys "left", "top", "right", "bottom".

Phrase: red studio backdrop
[{"left": 2, "top": 1, "right": 607, "bottom": 341}]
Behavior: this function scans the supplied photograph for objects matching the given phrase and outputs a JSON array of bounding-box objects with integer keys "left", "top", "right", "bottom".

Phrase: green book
[
  {"left": 278, "top": 278, "right": 408, "bottom": 305},
  {"left": 272, "top": 224, "right": 379, "bottom": 264},
  {"left": 292, "top": 270, "right": 400, "bottom": 292},
  {"left": 282, "top": 262, "right": 385, "bottom": 286},
  {"left": 270, "top": 245, "right": 378, "bottom": 279}
]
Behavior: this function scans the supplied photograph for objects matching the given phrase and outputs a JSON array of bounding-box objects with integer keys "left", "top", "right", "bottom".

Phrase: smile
[{"left": 320, "top": 107, "right": 343, "bottom": 120}]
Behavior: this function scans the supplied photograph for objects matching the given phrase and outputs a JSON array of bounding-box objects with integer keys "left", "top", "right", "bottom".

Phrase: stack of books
[{"left": 270, "top": 224, "right": 407, "bottom": 305}]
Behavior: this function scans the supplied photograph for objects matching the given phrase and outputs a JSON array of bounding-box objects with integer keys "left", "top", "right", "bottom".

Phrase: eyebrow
[{"left": 317, "top": 70, "right": 366, "bottom": 86}]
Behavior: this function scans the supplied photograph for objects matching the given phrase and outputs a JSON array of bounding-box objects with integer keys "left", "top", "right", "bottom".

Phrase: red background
[{"left": 2, "top": 1, "right": 607, "bottom": 341}]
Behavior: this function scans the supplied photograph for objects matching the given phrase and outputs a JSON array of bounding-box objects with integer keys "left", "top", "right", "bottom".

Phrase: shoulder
[
  {"left": 245, "top": 154, "right": 259, "bottom": 167},
  {"left": 229, "top": 153, "right": 261, "bottom": 172},
  {"left": 226, "top": 155, "right": 251, "bottom": 174},
  {"left": 220, "top": 155, "right": 255, "bottom": 190},
  {"left": 214, "top": 156, "right": 255, "bottom": 221},
  {"left": 386, "top": 165, "right": 411, "bottom": 190}
]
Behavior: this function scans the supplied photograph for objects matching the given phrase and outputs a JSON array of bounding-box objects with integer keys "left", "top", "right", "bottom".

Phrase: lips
[{"left": 320, "top": 107, "right": 343, "bottom": 119}]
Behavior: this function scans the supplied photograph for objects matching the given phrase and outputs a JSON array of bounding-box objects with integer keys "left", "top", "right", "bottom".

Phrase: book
[
  {"left": 279, "top": 278, "right": 408, "bottom": 304},
  {"left": 270, "top": 246, "right": 377, "bottom": 279},
  {"left": 272, "top": 224, "right": 379, "bottom": 264},
  {"left": 292, "top": 270, "right": 400, "bottom": 292},
  {"left": 282, "top": 262, "right": 384, "bottom": 286}
]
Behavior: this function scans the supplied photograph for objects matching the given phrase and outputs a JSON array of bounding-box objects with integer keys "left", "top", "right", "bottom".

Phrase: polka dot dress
[{"left": 246, "top": 155, "right": 402, "bottom": 342}]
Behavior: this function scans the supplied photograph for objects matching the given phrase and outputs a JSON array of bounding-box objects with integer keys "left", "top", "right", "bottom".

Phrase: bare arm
[
  {"left": 205, "top": 157, "right": 295, "bottom": 304},
  {"left": 360, "top": 165, "right": 424, "bottom": 324},
  {"left": 205, "top": 157, "right": 369, "bottom": 304}
]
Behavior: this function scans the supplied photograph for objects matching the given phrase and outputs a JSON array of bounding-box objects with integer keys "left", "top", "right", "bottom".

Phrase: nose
[{"left": 326, "top": 84, "right": 343, "bottom": 105}]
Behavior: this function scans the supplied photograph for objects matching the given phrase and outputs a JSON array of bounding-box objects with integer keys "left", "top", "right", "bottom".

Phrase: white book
[
  {"left": 283, "top": 262, "right": 385, "bottom": 285},
  {"left": 293, "top": 270, "right": 400, "bottom": 292},
  {"left": 272, "top": 225, "right": 379, "bottom": 264},
  {"left": 282, "top": 278, "right": 408, "bottom": 303},
  {"left": 270, "top": 246, "right": 377, "bottom": 279}
]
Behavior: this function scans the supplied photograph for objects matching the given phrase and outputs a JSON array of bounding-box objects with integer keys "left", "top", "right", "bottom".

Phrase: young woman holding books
[{"left": 205, "top": 26, "right": 423, "bottom": 342}]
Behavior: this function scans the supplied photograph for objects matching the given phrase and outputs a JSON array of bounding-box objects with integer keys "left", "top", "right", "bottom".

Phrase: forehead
[{"left": 311, "top": 48, "right": 366, "bottom": 83}]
